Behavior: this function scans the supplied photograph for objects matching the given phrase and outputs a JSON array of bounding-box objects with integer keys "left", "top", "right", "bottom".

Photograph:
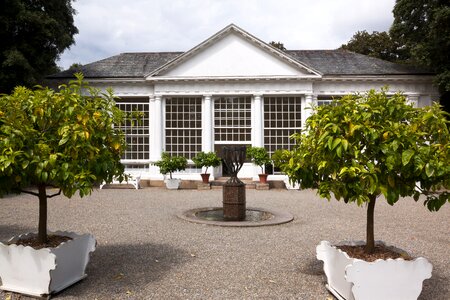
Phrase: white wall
[{"left": 164, "top": 32, "right": 309, "bottom": 77}]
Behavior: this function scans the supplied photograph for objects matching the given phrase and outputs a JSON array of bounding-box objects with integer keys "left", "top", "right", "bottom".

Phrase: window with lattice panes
[
  {"left": 165, "top": 97, "right": 202, "bottom": 159},
  {"left": 115, "top": 97, "right": 150, "bottom": 161},
  {"left": 214, "top": 96, "right": 251, "bottom": 142},
  {"left": 263, "top": 96, "right": 301, "bottom": 156},
  {"left": 317, "top": 95, "right": 341, "bottom": 106}
]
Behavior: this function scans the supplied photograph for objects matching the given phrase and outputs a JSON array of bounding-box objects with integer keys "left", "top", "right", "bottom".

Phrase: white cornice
[
  {"left": 147, "top": 75, "right": 319, "bottom": 82},
  {"left": 321, "top": 75, "right": 435, "bottom": 82}
]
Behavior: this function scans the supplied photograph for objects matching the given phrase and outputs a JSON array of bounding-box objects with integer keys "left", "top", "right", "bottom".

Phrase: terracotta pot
[
  {"left": 200, "top": 173, "right": 210, "bottom": 184},
  {"left": 258, "top": 174, "right": 268, "bottom": 184}
]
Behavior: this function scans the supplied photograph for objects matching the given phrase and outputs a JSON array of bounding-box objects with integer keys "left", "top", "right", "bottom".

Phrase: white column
[
  {"left": 407, "top": 94, "right": 419, "bottom": 108},
  {"left": 302, "top": 94, "right": 313, "bottom": 130},
  {"left": 253, "top": 94, "right": 263, "bottom": 147},
  {"left": 202, "top": 95, "right": 213, "bottom": 152},
  {"left": 150, "top": 95, "right": 163, "bottom": 161}
]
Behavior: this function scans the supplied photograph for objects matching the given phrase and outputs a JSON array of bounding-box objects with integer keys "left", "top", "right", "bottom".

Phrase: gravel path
[{"left": 0, "top": 188, "right": 449, "bottom": 299}]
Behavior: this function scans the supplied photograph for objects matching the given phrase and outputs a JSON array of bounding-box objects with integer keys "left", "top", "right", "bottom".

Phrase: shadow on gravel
[
  {"left": 297, "top": 256, "right": 324, "bottom": 276},
  {"left": 421, "top": 273, "right": 449, "bottom": 300},
  {"left": 0, "top": 225, "right": 34, "bottom": 242},
  {"left": 60, "top": 242, "right": 190, "bottom": 298}
]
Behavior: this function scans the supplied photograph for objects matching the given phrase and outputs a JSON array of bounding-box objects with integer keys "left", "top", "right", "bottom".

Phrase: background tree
[
  {"left": 274, "top": 89, "right": 450, "bottom": 254},
  {"left": 341, "top": 1, "right": 450, "bottom": 112},
  {"left": 269, "top": 41, "right": 286, "bottom": 51},
  {"left": 390, "top": 0, "right": 450, "bottom": 110},
  {"left": 0, "top": 74, "right": 127, "bottom": 245},
  {"left": 340, "top": 30, "right": 406, "bottom": 62},
  {"left": 0, "top": 0, "right": 78, "bottom": 93}
]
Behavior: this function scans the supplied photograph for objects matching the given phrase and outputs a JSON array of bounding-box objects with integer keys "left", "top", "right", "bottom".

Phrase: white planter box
[
  {"left": 165, "top": 178, "right": 181, "bottom": 189},
  {"left": 0, "top": 231, "right": 96, "bottom": 297},
  {"left": 316, "top": 240, "right": 432, "bottom": 300}
]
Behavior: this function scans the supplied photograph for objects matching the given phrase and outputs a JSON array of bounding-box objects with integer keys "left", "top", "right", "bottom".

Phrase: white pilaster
[
  {"left": 150, "top": 95, "right": 163, "bottom": 161},
  {"left": 202, "top": 95, "right": 213, "bottom": 152},
  {"left": 407, "top": 94, "right": 419, "bottom": 108},
  {"left": 302, "top": 94, "right": 314, "bottom": 130},
  {"left": 252, "top": 94, "right": 263, "bottom": 147}
]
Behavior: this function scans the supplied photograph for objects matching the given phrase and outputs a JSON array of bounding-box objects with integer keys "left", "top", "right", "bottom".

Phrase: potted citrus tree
[
  {"left": 192, "top": 151, "right": 221, "bottom": 183},
  {"left": 246, "top": 146, "right": 271, "bottom": 183},
  {"left": 274, "top": 88, "right": 449, "bottom": 300},
  {"left": 0, "top": 74, "right": 129, "bottom": 297},
  {"left": 154, "top": 152, "right": 187, "bottom": 189}
]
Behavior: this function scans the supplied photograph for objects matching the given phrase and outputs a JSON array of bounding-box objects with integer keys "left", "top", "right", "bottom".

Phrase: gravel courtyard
[{"left": 0, "top": 188, "right": 449, "bottom": 299}]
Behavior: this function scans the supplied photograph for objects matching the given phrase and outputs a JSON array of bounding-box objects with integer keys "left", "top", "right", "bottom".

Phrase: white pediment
[{"left": 149, "top": 25, "right": 320, "bottom": 79}]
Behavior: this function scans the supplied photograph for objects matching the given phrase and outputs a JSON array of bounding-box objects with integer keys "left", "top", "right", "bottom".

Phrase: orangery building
[{"left": 49, "top": 24, "right": 439, "bottom": 183}]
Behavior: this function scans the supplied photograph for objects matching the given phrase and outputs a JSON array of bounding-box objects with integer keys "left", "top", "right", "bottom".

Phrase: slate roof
[{"left": 49, "top": 49, "right": 431, "bottom": 79}]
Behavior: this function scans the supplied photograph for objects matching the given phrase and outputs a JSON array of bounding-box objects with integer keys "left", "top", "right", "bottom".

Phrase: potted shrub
[
  {"left": 246, "top": 146, "right": 271, "bottom": 183},
  {"left": 0, "top": 74, "right": 129, "bottom": 297},
  {"left": 274, "top": 88, "right": 449, "bottom": 299},
  {"left": 192, "top": 151, "right": 221, "bottom": 183},
  {"left": 154, "top": 152, "right": 188, "bottom": 189}
]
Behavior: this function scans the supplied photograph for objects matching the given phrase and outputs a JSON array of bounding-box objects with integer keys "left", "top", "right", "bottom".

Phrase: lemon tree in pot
[
  {"left": 274, "top": 88, "right": 449, "bottom": 300},
  {"left": 154, "top": 152, "right": 188, "bottom": 189},
  {"left": 192, "top": 151, "right": 221, "bottom": 183},
  {"left": 246, "top": 146, "right": 271, "bottom": 183},
  {"left": 0, "top": 74, "right": 129, "bottom": 297}
]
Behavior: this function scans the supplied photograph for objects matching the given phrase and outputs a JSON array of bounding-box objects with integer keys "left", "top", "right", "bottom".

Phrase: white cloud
[{"left": 58, "top": 0, "right": 396, "bottom": 69}]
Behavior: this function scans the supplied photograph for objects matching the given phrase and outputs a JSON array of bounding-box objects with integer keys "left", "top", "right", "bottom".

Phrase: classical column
[
  {"left": 407, "top": 94, "right": 419, "bottom": 108},
  {"left": 252, "top": 94, "right": 263, "bottom": 147},
  {"left": 302, "top": 94, "right": 313, "bottom": 130},
  {"left": 150, "top": 95, "right": 163, "bottom": 162},
  {"left": 202, "top": 95, "right": 213, "bottom": 153}
]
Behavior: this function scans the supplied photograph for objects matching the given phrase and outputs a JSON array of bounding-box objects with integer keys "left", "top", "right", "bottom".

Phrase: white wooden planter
[
  {"left": 165, "top": 178, "right": 181, "bottom": 189},
  {"left": 0, "top": 231, "right": 96, "bottom": 297},
  {"left": 316, "top": 240, "right": 432, "bottom": 300}
]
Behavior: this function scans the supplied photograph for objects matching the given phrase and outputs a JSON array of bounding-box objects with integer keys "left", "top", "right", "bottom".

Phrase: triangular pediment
[{"left": 147, "top": 24, "right": 320, "bottom": 79}]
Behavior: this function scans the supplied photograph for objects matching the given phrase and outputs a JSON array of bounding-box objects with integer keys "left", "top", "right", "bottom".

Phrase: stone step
[{"left": 211, "top": 177, "right": 256, "bottom": 189}]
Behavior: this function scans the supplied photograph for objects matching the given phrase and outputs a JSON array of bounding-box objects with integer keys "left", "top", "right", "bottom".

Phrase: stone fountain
[
  {"left": 222, "top": 146, "right": 246, "bottom": 221},
  {"left": 178, "top": 146, "right": 293, "bottom": 227}
]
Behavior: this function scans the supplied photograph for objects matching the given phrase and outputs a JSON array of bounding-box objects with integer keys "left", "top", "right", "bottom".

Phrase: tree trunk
[
  {"left": 38, "top": 184, "right": 48, "bottom": 244},
  {"left": 365, "top": 194, "right": 376, "bottom": 254}
]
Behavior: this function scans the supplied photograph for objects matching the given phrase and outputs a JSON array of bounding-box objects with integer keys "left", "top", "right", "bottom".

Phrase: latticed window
[
  {"left": 165, "top": 97, "right": 202, "bottom": 159},
  {"left": 317, "top": 95, "right": 340, "bottom": 106},
  {"left": 214, "top": 96, "right": 251, "bottom": 142},
  {"left": 115, "top": 97, "right": 150, "bottom": 162},
  {"left": 263, "top": 96, "right": 301, "bottom": 155}
]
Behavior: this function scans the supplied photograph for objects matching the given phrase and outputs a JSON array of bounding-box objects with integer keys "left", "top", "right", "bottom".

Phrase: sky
[{"left": 58, "top": 0, "right": 397, "bottom": 70}]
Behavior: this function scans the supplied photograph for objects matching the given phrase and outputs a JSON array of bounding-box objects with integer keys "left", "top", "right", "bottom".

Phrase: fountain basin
[{"left": 178, "top": 207, "right": 294, "bottom": 227}]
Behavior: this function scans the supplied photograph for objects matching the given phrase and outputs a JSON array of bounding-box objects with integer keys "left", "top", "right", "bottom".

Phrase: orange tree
[
  {"left": 0, "top": 74, "right": 128, "bottom": 244},
  {"left": 274, "top": 89, "right": 450, "bottom": 253}
]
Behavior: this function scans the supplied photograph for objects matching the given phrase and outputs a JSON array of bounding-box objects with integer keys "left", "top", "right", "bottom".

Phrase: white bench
[{"left": 99, "top": 174, "right": 141, "bottom": 190}]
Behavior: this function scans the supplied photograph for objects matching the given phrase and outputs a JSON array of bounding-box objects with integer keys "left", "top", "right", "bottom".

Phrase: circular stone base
[{"left": 178, "top": 207, "right": 294, "bottom": 227}]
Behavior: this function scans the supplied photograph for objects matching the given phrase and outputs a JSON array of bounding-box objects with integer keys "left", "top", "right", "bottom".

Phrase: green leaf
[
  {"left": 341, "top": 139, "right": 349, "bottom": 151},
  {"left": 59, "top": 136, "right": 69, "bottom": 146},
  {"left": 425, "top": 163, "right": 435, "bottom": 177},
  {"left": 402, "top": 149, "right": 415, "bottom": 166},
  {"left": 332, "top": 138, "right": 341, "bottom": 150}
]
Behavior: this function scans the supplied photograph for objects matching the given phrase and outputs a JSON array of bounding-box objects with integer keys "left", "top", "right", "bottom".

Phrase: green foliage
[
  {"left": 269, "top": 41, "right": 286, "bottom": 51},
  {"left": 247, "top": 146, "right": 271, "bottom": 174},
  {"left": 340, "top": 30, "right": 406, "bottom": 62},
  {"left": 390, "top": 0, "right": 450, "bottom": 94},
  {"left": 154, "top": 152, "right": 188, "bottom": 179},
  {"left": 274, "top": 88, "right": 450, "bottom": 210},
  {"left": 0, "top": 73, "right": 127, "bottom": 198},
  {"left": 0, "top": 0, "right": 78, "bottom": 93},
  {"left": 192, "top": 151, "right": 221, "bottom": 174}
]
